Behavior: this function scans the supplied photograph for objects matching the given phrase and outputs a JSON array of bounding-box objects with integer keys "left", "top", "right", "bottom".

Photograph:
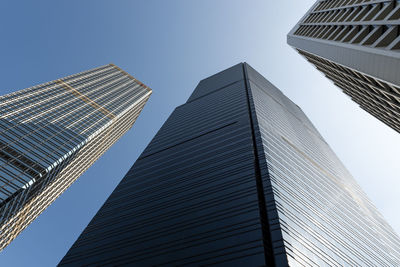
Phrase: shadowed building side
[
  {"left": 60, "top": 63, "right": 400, "bottom": 266},
  {"left": 60, "top": 63, "right": 275, "bottom": 266}
]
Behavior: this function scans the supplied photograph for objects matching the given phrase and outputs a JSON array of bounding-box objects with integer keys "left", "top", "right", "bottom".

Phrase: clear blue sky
[{"left": 1, "top": 1, "right": 399, "bottom": 266}]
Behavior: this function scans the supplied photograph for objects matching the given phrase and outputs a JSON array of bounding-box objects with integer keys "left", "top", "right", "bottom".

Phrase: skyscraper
[
  {"left": 60, "top": 63, "right": 400, "bottom": 266},
  {"left": 0, "top": 64, "right": 151, "bottom": 250},
  {"left": 288, "top": 0, "right": 400, "bottom": 133}
]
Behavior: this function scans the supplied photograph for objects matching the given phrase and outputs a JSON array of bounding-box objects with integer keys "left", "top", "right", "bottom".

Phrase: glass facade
[
  {"left": 246, "top": 64, "right": 400, "bottom": 266},
  {"left": 0, "top": 64, "right": 151, "bottom": 250},
  {"left": 59, "top": 63, "right": 400, "bottom": 266}
]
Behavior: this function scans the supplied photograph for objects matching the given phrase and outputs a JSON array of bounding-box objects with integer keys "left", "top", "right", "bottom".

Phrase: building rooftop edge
[{"left": 109, "top": 63, "right": 153, "bottom": 93}]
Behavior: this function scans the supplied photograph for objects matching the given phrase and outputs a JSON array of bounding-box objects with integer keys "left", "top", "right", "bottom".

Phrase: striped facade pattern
[
  {"left": 0, "top": 64, "right": 151, "bottom": 250},
  {"left": 60, "top": 63, "right": 400, "bottom": 266},
  {"left": 247, "top": 64, "right": 400, "bottom": 266},
  {"left": 288, "top": 0, "right": 400, "bottom": 134}
]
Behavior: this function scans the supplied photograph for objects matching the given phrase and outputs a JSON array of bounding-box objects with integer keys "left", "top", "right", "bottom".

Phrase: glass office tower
[
  {"left": 0, "top": 64, "right": 151, "bottom": 250},
  {"left": 60, "top": 63, "right": 400, "bottom": 266},
  {"left": 288, "top": 0, "right": 400, "bottom": 133}
]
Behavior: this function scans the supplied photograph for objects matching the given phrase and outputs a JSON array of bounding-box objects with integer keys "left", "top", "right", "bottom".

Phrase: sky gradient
[{"left": 0, "top": 1, "right": 399, "bottom": 266}]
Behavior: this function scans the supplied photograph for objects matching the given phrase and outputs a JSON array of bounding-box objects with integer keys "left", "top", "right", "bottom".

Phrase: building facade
[
  {"left": 0, "top": 64, "right": 151, "bottom": 250},
  {"left": 60, "top": 63, "right": 400, "bottom": 266},
  {"left": 288, "top": 0, "right": 400, "bottom": 133}
]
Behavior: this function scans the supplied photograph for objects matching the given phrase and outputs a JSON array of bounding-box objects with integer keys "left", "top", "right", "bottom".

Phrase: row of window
[
  {"left": 298, "top": 49, "right": 400, "bottom": 133},
  {"left": 295, "top": 1, "right": 400, "bottom": 52},
  {"left": 314, "top": 0, "right": 390, "bottom": 12},
  {"left": 308, "top": 1, "right": 398, "bottom": 23}
]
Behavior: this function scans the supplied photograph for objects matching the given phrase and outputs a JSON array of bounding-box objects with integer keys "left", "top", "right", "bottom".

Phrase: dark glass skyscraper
[{"left": 60, "top": 63, "right": 400, "bottom": 266}]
